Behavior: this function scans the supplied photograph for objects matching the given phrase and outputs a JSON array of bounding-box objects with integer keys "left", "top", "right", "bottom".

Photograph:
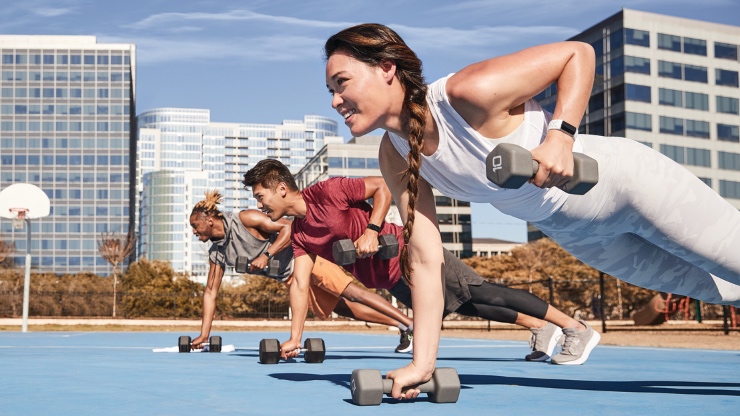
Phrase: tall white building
[
  {"left": 136, "top": 108, "right": 341, "bottom": 282},
  {"left": 0, "top": 35, "right": 136, "bottom": 275},
  {"left": 532, "top": 8, "right": 740, "bottom": 239}
]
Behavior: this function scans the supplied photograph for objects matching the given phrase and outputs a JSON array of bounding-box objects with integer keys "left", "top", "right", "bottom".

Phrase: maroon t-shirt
[{"left": 291, "top": 177, "right": 403, "bottom": 289}]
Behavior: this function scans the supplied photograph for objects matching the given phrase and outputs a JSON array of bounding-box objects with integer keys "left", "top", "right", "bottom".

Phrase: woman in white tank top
[{"left": 324, "top": 23, "right": 740, "bottom": 399}]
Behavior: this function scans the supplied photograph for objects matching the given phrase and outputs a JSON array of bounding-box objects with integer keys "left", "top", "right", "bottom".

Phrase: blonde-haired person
[
  {"left": 189, "top": 190, "right": 415, "bottom": 356},
  {"left": 324, "top": 23, "right": 740, "bottom": 398}
]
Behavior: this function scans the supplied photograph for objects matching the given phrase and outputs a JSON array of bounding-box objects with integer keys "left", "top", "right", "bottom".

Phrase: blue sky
[{"left": 3, "top": 0, "right": 739, "bottom": 242}]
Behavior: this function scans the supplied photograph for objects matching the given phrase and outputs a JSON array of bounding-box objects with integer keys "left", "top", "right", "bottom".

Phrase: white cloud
[
  {"left": 33, "top": 7, "right": 74, "bottom": 17},
  {"left": 124, "top": 9, "right": 352, "bottom": 31}
]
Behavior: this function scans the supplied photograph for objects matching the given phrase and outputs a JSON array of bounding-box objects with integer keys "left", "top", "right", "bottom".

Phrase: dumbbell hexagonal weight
[
  {"left": 332, "top": 234, "right": 399, "bottom": 266},
  {"left": 350, "top": 367, "right": 460, "bottom": 406},
  {"left": 178, "top": 335, "right": 222, "bottom": 353},
  {"left": 259, "top": 338, "right": 326, "bottom": 364},
  {"left": 486, "top": 143, "right": 599, "bottom": 195},
  {"left": 235, "top": 255, "right": 279, "bottom": 276}
]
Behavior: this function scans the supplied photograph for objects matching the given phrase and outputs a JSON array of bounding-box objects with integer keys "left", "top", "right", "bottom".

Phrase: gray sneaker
[
  {"left": 525, "top": 322, "right": 563, "bottom": 362},
  {"left": 551, "top": 320, "right": 601, "bottom": 365}
]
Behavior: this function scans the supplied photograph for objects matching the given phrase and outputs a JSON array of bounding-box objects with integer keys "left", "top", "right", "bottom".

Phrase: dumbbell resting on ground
[
  {"left": 259, "top": 338, "right": 326, "bottom": 364},
  {"left": 486, "top": 143, "right": 599, "bottom": 195},
  {"left": 350, "top": 368, "right": 460, "bottom": 406},
  {"left": 332, "top": 234, "right": 399, "bottom": 265},
  {"left": 178, "top": 335, "right": 222, "bottom": 353},
  {"left": 235, "top": 255, "right": 279, "bottom": 276}
]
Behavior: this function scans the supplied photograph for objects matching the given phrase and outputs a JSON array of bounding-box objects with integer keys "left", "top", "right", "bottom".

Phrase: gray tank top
[{"left": 208, "top": 211, "right": 294, "bottom": 281}]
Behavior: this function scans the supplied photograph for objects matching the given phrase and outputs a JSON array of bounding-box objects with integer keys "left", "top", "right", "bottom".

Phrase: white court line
[{"left": 0, "top": 343, "right": 519, "bottom": 350}]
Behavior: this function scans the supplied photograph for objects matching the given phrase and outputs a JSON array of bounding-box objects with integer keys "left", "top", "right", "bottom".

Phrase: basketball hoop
[{"left": 9, "top": 208, "right": 28, "bottom": 230}]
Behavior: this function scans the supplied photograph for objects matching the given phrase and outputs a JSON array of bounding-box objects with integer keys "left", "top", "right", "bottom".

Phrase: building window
[
  {"left": 590, "top": 38, "right": 603, "bottom": 58},
  {"left": 589, "top": 91, "right": 605, "bottom": 111},
  {"left": 327, "top": 157, "right": 343, "bottom": 168},
  {"left": 659, "top": 116, "right": 683, "bottom": 135},
  {"left": 718, "top": 124, "right": 740, "bottom": 142},
  {"left": 347, "top": 157, "right": 365, "bottom": 169},
  {"left": 698, "top": 177, "right": 712, "bottom": 187},
  {"left": 625, "top": 56, "right": 650, "bottom": 75},
  {"left": 658, "top": 33, "right": 681, "bottom": 51},
  {"left": 658, "top": 61, "right": 682, "bottom": 79},
  {"left": 684, "top": 65, "right": 707, "bottom": 83},
  {"left": 609, "top": 87, "right": 623, "bottom": 105},
  {"left": 660, "top": 144, "right": 684, "bottom": 164},
  {"left": 719, "top": 152, "right": 740, "bottom": 170},
  {"left": 685, "top": 92, "right": 709, "bottom": 111},
  {"left": 717, "top": 96, "right": 739, "bottom": 115},
  {"left": 609, "top": 29, "right": 624, "bottom": 50},
  {"left": 626, "top": 112, "right": 652, "bottom": 131},
  {"left": 611, "top": 113, "right": 625, "bottom": 133},
  {"left": 587, "top": 120, "right": 605, "bottom": 136},
  {"left": 659, "top": 88, "right": 682, "bottom": 107},
  {"left": 685, "top": 120, "right": 710, "bottom": 139},
  {"left": 683, "top": 37, "right": 707, "bottom": 56},
  {"left": 625, "top": 29, "right": 650, "bottom": 47},
  {"left": 716, "top": 69, "right": 739, "bottom": 87},
  {"left": 625, "top": 84, "right": 651, "bottom": 103},
  {"left": 715, "top": 42, "right": 738, "bottom": 60},
  {"left": 720, "top": 180, "right": 740, "bottom": 199},
  {"left": 686, "top": 147, "right": 712, "bottom": 168}
]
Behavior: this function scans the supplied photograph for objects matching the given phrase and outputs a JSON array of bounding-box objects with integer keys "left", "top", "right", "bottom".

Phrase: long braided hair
[
  {"left": 325, "top": 24, "right": 427, "bottom": 283},
  {"left": 191, "top": 189, "right": 224, "bottom": 220}
]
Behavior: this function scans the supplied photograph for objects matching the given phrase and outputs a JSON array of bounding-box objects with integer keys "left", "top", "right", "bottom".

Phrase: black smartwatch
[
  {"left": 366, "top": 223, "right": 381, "bottom": 232},
  {"left": 263, "top": 250, "right": 273, "bottom": 260}
]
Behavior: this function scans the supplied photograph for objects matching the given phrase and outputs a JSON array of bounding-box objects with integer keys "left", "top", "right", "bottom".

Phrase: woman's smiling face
[{"left": 326, "top": 51, "right": 396, "bottom": 137}]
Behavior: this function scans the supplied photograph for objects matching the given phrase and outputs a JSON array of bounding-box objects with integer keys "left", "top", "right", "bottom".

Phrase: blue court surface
[{"left": 1, "top": 331, "right": 738, "bottom": 415}]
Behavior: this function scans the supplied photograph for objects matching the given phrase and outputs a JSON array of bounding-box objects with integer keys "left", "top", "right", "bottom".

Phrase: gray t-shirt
[{"left": 208, "top": 211, "right": 294, "bottom": 281}]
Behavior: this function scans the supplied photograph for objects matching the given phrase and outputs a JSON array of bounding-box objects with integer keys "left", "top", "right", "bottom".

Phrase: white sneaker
[
  {"left": 551, "top": 320, "right": 601, "bottom": 365},
  {"left": 525, "top": 322, "right": 563, "bottom": 362}
]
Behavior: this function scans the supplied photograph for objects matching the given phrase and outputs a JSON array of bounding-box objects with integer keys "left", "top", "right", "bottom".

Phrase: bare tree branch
[{"left": 97, "top": 230, "right": 136, "bottom": 317}]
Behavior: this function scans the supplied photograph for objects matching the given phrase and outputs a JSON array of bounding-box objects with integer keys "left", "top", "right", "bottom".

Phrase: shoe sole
[
  {"left": 395, "top": 345, "right": 413, "bottom": 353},
  {"left": 552, "top": 331, "right": 601, "bottom": 365},
  {"left": 525, "top": 353, "right": 550, "bottom": 362}
]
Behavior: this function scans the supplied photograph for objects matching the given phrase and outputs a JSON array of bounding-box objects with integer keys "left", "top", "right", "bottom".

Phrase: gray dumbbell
[
  {"left": 235, "top": 255, "right": 279, "bottom": 275},
  {"left": 350, "top": 367, "right": 460, "bottom": 406},
  {"left": 332, "top": 234, "right": 399, "bottom": 266},
  {"left": 258, "top": 338, "right": 326, "bottom": 364},
  {"left": 178, "top": 335, "right": 222, "bottom": 353},
  {"left": 486, "top": 143, "right": 598, "bottom": 195}
]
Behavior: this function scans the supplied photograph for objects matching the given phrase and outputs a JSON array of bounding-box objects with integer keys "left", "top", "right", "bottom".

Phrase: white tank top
[{"left": 388, "top": 74, "right": 584, "bottom": 223}]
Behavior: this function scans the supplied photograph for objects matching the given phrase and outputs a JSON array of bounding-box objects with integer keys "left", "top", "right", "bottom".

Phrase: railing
[{"left": 1, "top": 274, "right": 737, "bottom": 333}]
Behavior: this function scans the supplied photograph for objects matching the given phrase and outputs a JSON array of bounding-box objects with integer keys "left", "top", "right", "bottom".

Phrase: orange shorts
[{"left": 284, "top": 256, "right": 353, "bottom": 320}]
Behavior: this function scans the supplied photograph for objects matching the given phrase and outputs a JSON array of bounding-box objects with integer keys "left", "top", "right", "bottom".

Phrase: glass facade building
[
  {"left": 536, "top": 9, "right": 740, "bottom": 209},
  {"left": 136, "top": 108, "right": 341, "bottom": 282},
  {"left": 0, "top": 36, "right": 136, "bottom": 275},
  {"left": 293, "top": 135, "right": 475, "bottom": 258}
]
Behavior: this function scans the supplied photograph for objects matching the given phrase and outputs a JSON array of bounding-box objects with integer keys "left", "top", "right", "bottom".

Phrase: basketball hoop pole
[{"left": 22, "top": 217, "right": 31, "bottom": 333}]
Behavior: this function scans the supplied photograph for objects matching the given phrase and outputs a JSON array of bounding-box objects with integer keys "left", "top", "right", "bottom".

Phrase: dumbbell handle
[
  {"left": 380, "top": 378, "right": 437, "bottom": 395},
  {"left": 530, "top": 155, "right": 594, "bottom": 194}
]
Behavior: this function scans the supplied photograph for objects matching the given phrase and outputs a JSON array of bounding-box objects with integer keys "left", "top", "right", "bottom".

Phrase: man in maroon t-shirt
[{"left": 242, "top": 159, "right": 599, "bottom": 372}]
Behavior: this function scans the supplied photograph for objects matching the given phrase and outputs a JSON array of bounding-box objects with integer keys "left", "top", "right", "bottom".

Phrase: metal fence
[{"left": 1, "top": 273, "right": 738, "bottom": 334}]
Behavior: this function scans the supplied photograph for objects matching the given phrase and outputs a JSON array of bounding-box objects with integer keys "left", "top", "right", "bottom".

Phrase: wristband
[
  {"left": 263, "top": 250, "right": 273, "bottom": 260},
  {"left": 548, "top": 119, "right": 578, "bottom": 138},
  {"left": 366, "top": 223, "right": 381, "bottom": 233}
]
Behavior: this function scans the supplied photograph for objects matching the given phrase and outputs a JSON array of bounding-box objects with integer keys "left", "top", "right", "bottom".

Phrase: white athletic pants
[{"left": 533, "top": 135, "right": 740, "bottom": 306}]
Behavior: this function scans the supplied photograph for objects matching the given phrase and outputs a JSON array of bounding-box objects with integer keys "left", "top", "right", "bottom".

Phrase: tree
[
  {"left": 97, "top": 230, "right": 136, "bottom": 317},
  {"left": 0, "top": 236, "right": 14, "bottom": 266}
]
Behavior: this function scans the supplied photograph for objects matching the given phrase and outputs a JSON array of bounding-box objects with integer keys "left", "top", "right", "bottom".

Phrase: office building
[
  {"left": 293, "top": 135, "right": 475, "bottom": 257},
  {"left": 0, "top": 35, "right": 136, "bottom": 275},
  {"left": 136, "top": 108, "right": 341, "bottom": 282},
  {"left": 532, "top": 9, "right": 740, "bottom": 240}
]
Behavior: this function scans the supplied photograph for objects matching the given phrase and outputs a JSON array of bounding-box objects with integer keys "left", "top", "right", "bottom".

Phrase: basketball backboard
[{"left": 0, "top": 183, "right": 51, "bottom": 220}]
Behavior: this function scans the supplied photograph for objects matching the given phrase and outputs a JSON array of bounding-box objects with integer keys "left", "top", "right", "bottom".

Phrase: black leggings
[
  {"left": 454, "top": 281, "right": 549, "bottom": 324},
  {"left": 388, "top": 250, "right": 549, "bottom": 324}
]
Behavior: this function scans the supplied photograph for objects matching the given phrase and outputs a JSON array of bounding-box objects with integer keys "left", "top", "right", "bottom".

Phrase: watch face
[{"left": 561, "top": 121, "right": 577, "bottom": 136}]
